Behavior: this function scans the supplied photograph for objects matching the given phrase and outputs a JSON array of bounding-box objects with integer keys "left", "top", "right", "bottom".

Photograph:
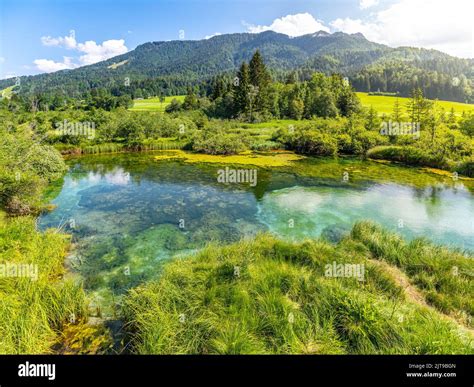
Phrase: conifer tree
[{"left": 233, "top": 62, "right": 251, "bottom": 117}]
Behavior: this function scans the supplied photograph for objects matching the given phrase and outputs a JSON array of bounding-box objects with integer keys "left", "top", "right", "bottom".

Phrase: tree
[
  {"left": 425, "top": 102, "right": 443, "bottom": 144},
  {"left": 459, "top": 113, "right": 474, "bottom": 137},
  {"left": 183, "top": 87, "right": 198, "bottom": 110},
  {"left": 391, "top": 98, "right": 402, "bottom": 122},
  {"left": 337, "top": 87, "right": 361, "bottom": 117},
  {"left": 165, "top": 98, "right": 182, "bottom": 113},
  {"left": 365, "top": 105, "right": 381, "bottom": 131},
  {"left": 406, "top": 88, "right": 431, "bottom": 127},
  {"left": 249, "top": 50, "right": 271, "bottom": 114},
  {"left": 314, "top": 90, "right": 338, "bottom": 118},
  {"left": 447, "top": 107, "right": 458, "bottom": 130},
  {"left": 289, "top": 97, "right": 305, "bottom": 120},
  {"left": 233, "top": 62, "right": 251, "bottom": 118}
]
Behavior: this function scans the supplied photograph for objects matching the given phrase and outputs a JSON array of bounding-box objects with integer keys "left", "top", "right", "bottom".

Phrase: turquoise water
[{"left": 38, "top": 152, "right": 474, "bottom": 316}]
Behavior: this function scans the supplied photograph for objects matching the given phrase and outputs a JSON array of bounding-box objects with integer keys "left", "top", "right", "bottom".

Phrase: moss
[{"left": 154, "top": 150, "right": 305, "bottom": 167}]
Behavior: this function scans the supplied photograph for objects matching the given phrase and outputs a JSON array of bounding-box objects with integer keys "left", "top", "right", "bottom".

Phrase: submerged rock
[{"left": 321, "top": 224, "right": 350, "bottom": 243}]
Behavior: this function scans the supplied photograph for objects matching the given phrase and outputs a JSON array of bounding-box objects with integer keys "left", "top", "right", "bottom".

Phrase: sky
[{"left": 0, "top": 0, "right": 473, "bottom": 79}]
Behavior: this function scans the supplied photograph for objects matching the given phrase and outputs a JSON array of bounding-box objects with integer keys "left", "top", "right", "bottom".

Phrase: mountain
[{"left": 1, "top": 30, "right": 473, "bottom": 102}]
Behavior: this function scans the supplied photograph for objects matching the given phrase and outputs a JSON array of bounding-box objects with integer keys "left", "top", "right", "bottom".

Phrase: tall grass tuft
[
  {"left": 123, "top": 229, "right": 473, "bottom": 354},
  {"left": 0, "top": 217, "right": 86, "bottom": 354}
]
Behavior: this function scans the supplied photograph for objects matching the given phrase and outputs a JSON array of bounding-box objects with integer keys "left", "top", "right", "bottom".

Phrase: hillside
[{"left": 1, "top": 30, "right": 473, "bottom": 102}]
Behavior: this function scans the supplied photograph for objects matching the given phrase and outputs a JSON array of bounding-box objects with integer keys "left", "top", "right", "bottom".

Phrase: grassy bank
[
  {"left": 0, "top": 217, "right": 86, "bottom": 353},
  {"left": 367, "top": 146, "right": 474, "bottom": 177},
  {"left": 56, "top": 139, "right": 188, "bottom": 155},
  {"left": 123, "top": 222, "right": 473, "bottom": 354}
]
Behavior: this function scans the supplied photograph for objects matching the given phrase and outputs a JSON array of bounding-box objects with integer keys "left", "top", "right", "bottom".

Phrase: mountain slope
[{"left": 1, "top": 30, "right": 473, "bottom": 102}]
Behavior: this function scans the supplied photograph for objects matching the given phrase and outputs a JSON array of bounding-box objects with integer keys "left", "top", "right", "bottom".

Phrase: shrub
[
  {"left": 0, "top": 130, "right": 67, "bottom": 215},
  {"left": 456, "top": 158, "right": 474, "bottom": 177},
  {"left": 287, "top": 129, "right": 338, "bottom": 156},
  {"left": 367, "top": 146, "right": 450, "bottom": 169},
  {"left": 192, "top": 128, "right": 249, "bottom": 155}
]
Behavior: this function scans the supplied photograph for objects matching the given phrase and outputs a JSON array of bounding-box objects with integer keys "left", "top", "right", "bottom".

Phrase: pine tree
[
  {"left": 406, "top": 87, "right": 431, "bottom": 127},
  {"left": 447, "top": 107, "right": 458, "bottom": 129},
  {"left": 366, "top": 105, "right": 381, "bottom": 131},
  {"left": 392, "top": 97, "right": 402, "bottom": 122},
  {"left": 233, "top": 62, "right": 251, "bottom": 117},
  {"left": 183, "top": 87, "right": 198, "bottom": 110},
  {"left": 249, "top": 50, "right": 271, "bottom": 114}
]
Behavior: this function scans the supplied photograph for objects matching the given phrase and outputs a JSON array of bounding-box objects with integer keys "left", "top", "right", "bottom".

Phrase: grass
[
  {"left": 55, "top": 139, "right": 187, "bottom": 156},
  {"left": 0, "top": 217, "right": 87, "bottom": 354},
  {"left": 351, "top": 222, "right": 474, "bottom": 326},
  {"left": 123, "top": 222, "right": 473, "bottom": 354},
  {"left": 357, "top": 92, "right": 474, "bottom": 116},
  {"left": 0, "top": 86, "right": 14, "bottom": 99},
  {"left": 107, "top": 60, "right": 129, "bottom": 69},
  {"left": 153, "top": 150, "right": 305, "bottom": 167},
  {"left": 129, "top": 95, "right": 186, "bottom": 112}
]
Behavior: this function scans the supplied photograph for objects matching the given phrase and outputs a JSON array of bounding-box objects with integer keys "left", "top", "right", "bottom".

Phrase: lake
[{"left": 39, "top": 151, "right": 474, "bottom": 316}]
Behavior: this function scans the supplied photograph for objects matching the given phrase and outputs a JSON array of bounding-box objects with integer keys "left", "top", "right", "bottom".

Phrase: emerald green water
[{"left": 39, "top": 152, "right": 474, "bottom": 316}]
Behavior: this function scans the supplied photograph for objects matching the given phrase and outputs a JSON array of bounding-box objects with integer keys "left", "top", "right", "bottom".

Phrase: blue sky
[{"left": 1, "top": 0, "right": 472, "bottom": 79}]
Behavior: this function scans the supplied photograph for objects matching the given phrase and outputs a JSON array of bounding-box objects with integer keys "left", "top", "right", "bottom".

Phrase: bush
[
  {"left": 286, "top": 129, "right": 338, "bottom": 156},
  {"left": 456, "top": 158, "right": 474, "bottom": 177},
  {"left": 0, "top": 130, "right": 67, "bottom": 215},
  {"left": 192, "top": 128, "right": 249, "bottom": 155},
  {"left": 367, "top": 146, "right": 450, "bottom": 169}
]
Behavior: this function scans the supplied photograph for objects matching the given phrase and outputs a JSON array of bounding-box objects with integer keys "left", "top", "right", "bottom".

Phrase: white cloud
[
  {"left": 246, "top": 13, "right": 330, "bottom": 37},
  {"left": 41, "top": 32, "right": 77, "bottom": 49},
  {"left": 359, "top": 0, "right": 379, "bottom": 9},
  {"left": 33, "top": 57, "right": 77, "bottom": 72},
  {"left": 76, "top": 39, "right": 128, "bottom": 65},
  {"left": 35, "top": 32, "right": 128, "bottom": 73},
  {"left": 205, "top": 32, "right": 222, "bottom": 40},
  {"left": 330, "top": 17, "right": 378, "bottom": 39},
  {"left": 331, "top": 0, "right": 474, "bottom": 58}
]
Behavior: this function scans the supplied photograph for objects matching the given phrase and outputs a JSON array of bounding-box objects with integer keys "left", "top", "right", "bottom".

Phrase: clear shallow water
[{"left": 39, "top": 152, "right": 474, "bottom": 316}]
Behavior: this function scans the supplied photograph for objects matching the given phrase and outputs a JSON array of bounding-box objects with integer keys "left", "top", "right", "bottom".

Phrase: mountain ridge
[{"left": 1, "top": 30, "right": 473, "bottom": 102}]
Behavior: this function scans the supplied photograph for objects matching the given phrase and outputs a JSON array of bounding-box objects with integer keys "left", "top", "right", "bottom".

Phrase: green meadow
[
  {"left": 130, "top": 93, "right": 474, "bottom": 117},
  {"left": 129, "top": 95, "right": 186, "bottom": 112},
  {"left": 357, "top": 92, "right": 474, "bottom": 116}
]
